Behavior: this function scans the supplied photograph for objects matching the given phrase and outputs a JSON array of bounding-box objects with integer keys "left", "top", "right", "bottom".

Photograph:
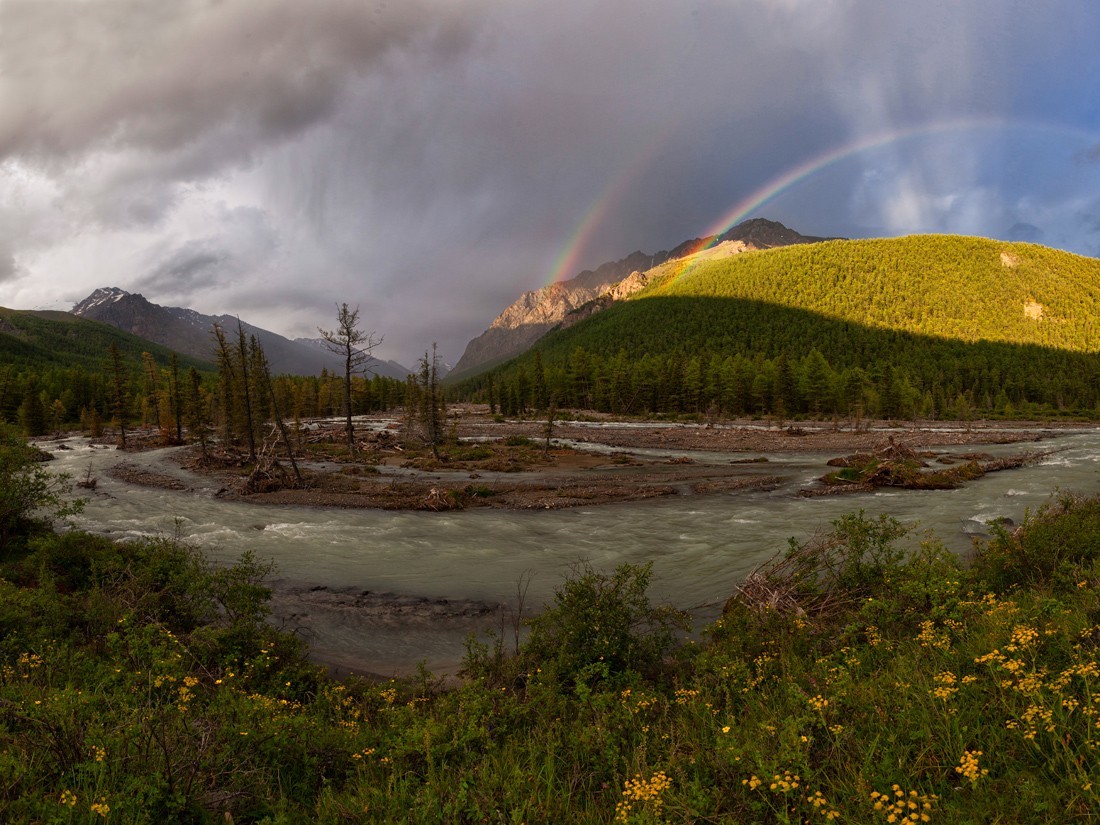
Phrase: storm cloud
[{"left": 2, "top": 0, "right": 1099, "bottom": 365}]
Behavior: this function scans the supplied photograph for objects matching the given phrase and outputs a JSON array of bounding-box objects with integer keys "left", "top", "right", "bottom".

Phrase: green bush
[
  {"left": 974, "top": 493, "right": 1100, "bottom": 592},
  {"left": 522, "top": 562, "right": 689, "bottom": 686},
  {"left": 0, "top": 425, "right": 82, "bottom": 553}
]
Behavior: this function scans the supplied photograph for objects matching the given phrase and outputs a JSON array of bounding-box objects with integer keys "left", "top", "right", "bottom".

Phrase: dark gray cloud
[
  {"left": 0, "top": 0, "right": 478, "bottom": 161},
  {"left": 141, "top": 245, "right": 229, "bottom": 296},
  {"left": 2, "top": 0, "right": 1100, "bottom": 364},
  {"left": 135, "top": 206, "right": 279, "bottom": 299}
]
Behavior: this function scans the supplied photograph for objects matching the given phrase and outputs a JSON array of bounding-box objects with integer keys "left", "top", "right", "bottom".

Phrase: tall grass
[{"left": 3, "top": 496, "right": 1100, "bottom": 821}]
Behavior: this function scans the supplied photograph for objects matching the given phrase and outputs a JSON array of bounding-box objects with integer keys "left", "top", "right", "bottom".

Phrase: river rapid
[{"left": 42, "top": 426, "right": 1100, "bottom": 676}]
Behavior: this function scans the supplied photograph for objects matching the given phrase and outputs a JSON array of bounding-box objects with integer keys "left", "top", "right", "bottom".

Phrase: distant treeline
[
  {"left": 0, "top": 306, "right": 417, "bottom": 438},
  {"left": 0, "top": 355, "right": 409, "bottom": 439}
]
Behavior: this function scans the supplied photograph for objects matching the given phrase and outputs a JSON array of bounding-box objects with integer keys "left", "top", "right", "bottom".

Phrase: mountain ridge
[
  {"left": 0, "top": 305, "right": 215, "bottom": 373},
  {"left": 449, "top": 219, "right": 834, "bottom": 378},
  {"left": 71, "top": 289, "right": 410, "bottom": 379}
]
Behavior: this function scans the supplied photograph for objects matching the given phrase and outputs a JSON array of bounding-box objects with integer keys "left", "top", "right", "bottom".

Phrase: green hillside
[
  {"left": 643, "top": 235, "right": 1100, "bottom": 350},
  {"left": 0, "top": 308, "right": 214, "bottom": 432},
  {"left": 454, "top": 235, "right": 1100, "bottom": 419},
  {"left": 0, "top": 308, "right": 214, "bottom": 373}
]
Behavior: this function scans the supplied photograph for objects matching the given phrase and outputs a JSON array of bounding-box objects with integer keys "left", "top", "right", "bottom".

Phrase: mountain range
[
  {"left": 70, "top": 288, "right": 411, "bottom": 379},
  {"left": 449, "top": 218, "right": 834, "bottom": 378}
]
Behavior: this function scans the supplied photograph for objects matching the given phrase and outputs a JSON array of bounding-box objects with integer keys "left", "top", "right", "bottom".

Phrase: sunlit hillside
[
  {"left": 640, "top": 235, "right": 1100, "bottom": 351},
  {"left": 453, "top": 236, "right": 1100, "bottom": 419}
]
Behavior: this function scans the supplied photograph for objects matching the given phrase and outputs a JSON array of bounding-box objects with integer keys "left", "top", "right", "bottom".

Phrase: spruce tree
[{"left": 18, "top": 379, "right": 47, "bottom": 437}]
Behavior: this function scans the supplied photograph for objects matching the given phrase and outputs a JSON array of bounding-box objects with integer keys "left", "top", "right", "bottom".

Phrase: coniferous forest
[{"left": 452, "top": 236, "right": 1100, "bottom": 420}]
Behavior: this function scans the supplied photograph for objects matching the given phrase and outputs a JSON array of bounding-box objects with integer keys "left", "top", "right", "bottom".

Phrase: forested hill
[
  {"left": 639, "top": 235, "right": 1100, "bottom": 351},
  {"left": 0, "top": 308, "right": 212, "bottom": 373},
  {"left": 451, "top": 235, "right": 1100, "bottom": 419}
]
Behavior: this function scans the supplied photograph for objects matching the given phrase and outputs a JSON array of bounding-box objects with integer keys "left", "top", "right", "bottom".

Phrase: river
[{"left": 42, "top": 426, "right": 1100, "bottom": 676}]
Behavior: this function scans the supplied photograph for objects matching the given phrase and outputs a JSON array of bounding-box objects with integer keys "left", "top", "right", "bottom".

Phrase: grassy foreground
[{"left": 2, "top": 441, "right": 1100, "bottom": 821}]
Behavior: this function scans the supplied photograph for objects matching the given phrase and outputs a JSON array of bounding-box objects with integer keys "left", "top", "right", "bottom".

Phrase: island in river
[{"left": 99, "top": 407, "right": 1072, "bottom": 510}]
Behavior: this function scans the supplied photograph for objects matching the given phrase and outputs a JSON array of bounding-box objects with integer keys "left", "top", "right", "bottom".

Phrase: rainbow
[
  {"left": 543, "top": 125, "right": 677, "bottom": 288},
  {"left": 694, "top": 116, "right": 1019, "bottom": 246},
  {"left": 546, "top": 116, "right": 1099, "bottom": 289}
]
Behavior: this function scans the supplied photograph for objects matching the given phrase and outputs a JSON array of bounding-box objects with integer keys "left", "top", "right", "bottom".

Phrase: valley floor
[{"left": 103, "top": 410, "right": 1085, "bottom": 510}]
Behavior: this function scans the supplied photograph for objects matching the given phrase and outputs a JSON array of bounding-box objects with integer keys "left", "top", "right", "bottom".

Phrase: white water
[{"left": 42, "top": 428, "right": 1100, "bottom": 674}]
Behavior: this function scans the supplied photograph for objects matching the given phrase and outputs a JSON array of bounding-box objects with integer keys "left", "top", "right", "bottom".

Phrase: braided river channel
[{"left": 43, "top": 425, "right": 1100, "bottom": 676}]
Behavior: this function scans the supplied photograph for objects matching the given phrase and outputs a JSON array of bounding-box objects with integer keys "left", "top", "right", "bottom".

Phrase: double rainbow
[{"left": 545, "top": 116, "right": 1098, "bottom": 289}]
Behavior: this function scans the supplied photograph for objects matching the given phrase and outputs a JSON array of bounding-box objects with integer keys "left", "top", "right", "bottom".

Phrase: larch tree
[
  {"left": 140, "top": 352, "right": 163, "bottom": 440},
  {"left": 169, "top": 353, "right": 183, "bottom": 443},
  {"left": 211, "top": 324, "right": 236, "bottom": 449},
  {"left": 235, "top": 320, "right": 257, "bottom": 461},
  {"left": 319, "top": 303, "right": 381, "bottom": 455},
  {"left": 107, "top": 342, "right": 129, "bottom": 448},
  {"left": 251, "top": 340, "right": 303, "bottom": 484},
  {"left": 186, "top": 367, "right": 211, "bottom": 461},
  {"left": 417, "top": 343, "right": 446, "bottom": 459}
]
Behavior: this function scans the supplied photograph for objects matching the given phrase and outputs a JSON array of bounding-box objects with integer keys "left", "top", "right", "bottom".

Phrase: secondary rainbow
[
  {"left": 548, "top": 116, "right": 1099, "bottom": 291},
  {"left": 664, "top": 116, "right": 1098, "bottom": 283}
]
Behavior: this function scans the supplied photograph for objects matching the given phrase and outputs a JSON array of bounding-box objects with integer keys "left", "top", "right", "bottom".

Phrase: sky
[{"left": 2, "top": 0, "right": 1100, "bottom": 367}]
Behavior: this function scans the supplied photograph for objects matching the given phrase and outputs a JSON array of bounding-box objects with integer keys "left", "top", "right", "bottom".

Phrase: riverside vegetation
[{"left": 3, "top": 424, "right": 1100, "bottom": 822}]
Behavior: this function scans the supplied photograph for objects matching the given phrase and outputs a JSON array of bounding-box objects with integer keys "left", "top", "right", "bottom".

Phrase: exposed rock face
[
  {"left": 450, "top": 219, "right": 834, "bottom": 377},
  {"left": 716, "top": 217, "right": 831, "bottom": 249},
  {"left": 449, "top": 248, "right": 700, "bottom": 377},
  {"left": 71, "top": 288, "right": 409, "bottom": 378}
]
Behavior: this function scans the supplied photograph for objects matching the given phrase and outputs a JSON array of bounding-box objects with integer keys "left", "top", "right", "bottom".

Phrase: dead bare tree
[{"left": 319, "top": 303, "right": 382, "bottom": 455}]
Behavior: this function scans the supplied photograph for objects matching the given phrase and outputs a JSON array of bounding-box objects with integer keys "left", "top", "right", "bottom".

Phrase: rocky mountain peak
[
  {"left": 449, "top": 219, "right": 834, "bottom": 378},
  {"left": 717, "top": 217, "right": 830, "bottom": 248},
  {"left": 71, "top": 287, "right": 132, "bottom": 316},
  {"left": 68, "top": 288, "right": 414, "bottom": 378}
]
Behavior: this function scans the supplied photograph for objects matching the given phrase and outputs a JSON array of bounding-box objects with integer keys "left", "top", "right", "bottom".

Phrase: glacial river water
[{"left": 42, "top": 426, "right": 1100, "bottom": 675}]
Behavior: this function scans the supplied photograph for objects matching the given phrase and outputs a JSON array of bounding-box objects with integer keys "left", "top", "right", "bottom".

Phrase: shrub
[
  {"left": 725, "top": 510, "right": 910, "bottom": 638},
  {"left": 522, "top": 562, "right": 689, "bottom": 686},
  {"left": 0, "top": 425, "right": 82, "bottom": 553},
  {"left": 974, "top": 492, "right": 1100, "bottom": 592}
]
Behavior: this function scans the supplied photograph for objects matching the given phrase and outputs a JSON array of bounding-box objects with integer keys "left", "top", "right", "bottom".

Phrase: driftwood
[
  {"left": 76, "top": 466, "right": 97, "bottom": 490},
  {"left": 243, "top": 427, "right": 304, "bottom": 493},
  {"left": 729, "top": 534, "right": 861, "bottom": 627}
]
